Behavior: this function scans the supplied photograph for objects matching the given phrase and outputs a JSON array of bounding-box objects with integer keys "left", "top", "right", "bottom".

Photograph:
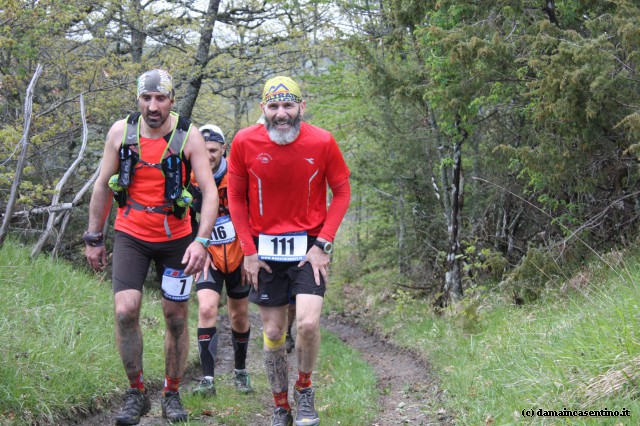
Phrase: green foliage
[
  {"left": 461, "top": 243, "right": 508, "bottom": 282},
  {"left": 501, "top": 246, "right": 569, "bottom": 303},
  {"left": 327, "top": 0, "right": 640, "bottom": 306},
  {"left": 330, "top": 243, "right": 640, "bottom": 425}
]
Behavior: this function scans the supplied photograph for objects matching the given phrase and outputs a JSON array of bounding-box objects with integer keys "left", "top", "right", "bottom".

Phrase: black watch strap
[{"left": 313, "top": 239, "right": 333, "bottom": 254}]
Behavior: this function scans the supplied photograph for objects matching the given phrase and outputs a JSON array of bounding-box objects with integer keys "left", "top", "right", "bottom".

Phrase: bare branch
[
  {"left": 32, "top": 94, "right": 89, "bottom": 259},
  {"left": 0, "top": 64, "right": 43, "bottom": 247}
]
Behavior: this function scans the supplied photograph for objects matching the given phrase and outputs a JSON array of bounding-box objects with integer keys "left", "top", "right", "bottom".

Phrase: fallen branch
[
  {"left": 11, "top": 204, "right": 74, "bottom": 217},
  {"left": 52, "top": 160, "right": 102, "bottom": 257}
]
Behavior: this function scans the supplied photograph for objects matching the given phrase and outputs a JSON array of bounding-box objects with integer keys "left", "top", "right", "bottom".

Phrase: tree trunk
[
  {"left": 177, "top": 0, "right": 221, "bottom": 119},
  {"left": 129, "top": 0, "right": 146, "bottom": 63},
  {"left": 443, "top": 114, "right": 468, "bottom": 303},
  {"left": 0, "top": 64, "right": 43, "bottom": 247},
  {"left": 396, "top": 178, "right": 407, "bottom": 273},
  {"left": 444, "top": 138, "right": 464, "bottom": 302}
]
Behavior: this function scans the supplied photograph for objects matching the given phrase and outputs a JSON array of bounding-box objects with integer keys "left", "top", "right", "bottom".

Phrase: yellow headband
[{"left": 262, "top": 76, "right": 302, "bottom": 104}]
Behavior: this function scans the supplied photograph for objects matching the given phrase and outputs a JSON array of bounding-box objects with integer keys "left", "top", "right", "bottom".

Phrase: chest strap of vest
[{"left": 124, "top": 196, "right": 175, "bottom": 238}]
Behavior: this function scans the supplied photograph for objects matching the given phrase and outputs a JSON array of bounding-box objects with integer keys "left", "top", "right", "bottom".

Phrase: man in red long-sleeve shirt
[{"left": 227, "top": 76, "right": 350, "bottom": 426}]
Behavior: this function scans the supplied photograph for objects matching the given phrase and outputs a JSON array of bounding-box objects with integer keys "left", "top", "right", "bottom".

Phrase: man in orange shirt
[{"left": 84, "top": 69, "right": 218, "bottom": 425}]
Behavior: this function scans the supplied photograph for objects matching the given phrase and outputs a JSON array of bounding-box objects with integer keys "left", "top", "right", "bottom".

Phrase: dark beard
[
  {"left": 142, "top": 110, "right": 167, "bottom": 129},
  {"left": 265, "top": 114, "right": 302, "bottom": 145}
]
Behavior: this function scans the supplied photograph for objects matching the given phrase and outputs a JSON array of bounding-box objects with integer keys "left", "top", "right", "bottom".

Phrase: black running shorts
[
  {"left": 195, "top": 266, "right": 250, "bottom": 299},
  {"left": 112, "top": 230, "right": 193, "bottom": 300},
  {"left": 248, "top": 236, "right": 326, "bottom": 307}
]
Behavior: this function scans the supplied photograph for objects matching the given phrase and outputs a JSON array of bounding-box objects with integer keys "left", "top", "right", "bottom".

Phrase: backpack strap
[
  {"left": 160, "top": 112, "right": 190, "bottom": 157},
  {"left": 122, "top": 112, "right": 141, "bottom": 149}
]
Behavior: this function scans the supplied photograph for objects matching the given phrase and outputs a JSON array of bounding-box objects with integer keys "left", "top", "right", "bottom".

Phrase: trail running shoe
[
  {"left": 285, "top": 333, "right": 295, "bottom": 353},
  {"left": 192, "top": 377, "right": 216, "bottom": 397},
  {"left": 114, "top": 388, "right": 150, "bottom": 425},
  {"left": 161, "top": 390, "right": 188, "bottom": 422},
  {"left": 234, "top": 369, "right": 254, "bottom": 394},
  {"left": 294, "top": 387, "right": 320, "bottom": 426},
  {"left": 272, "top": 406, "right": 293, "bottom": 426}
]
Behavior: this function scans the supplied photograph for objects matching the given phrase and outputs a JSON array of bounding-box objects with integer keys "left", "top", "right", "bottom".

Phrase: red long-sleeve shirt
[{"left": 227, "top": 122, "right": 351, "bottom": 256}]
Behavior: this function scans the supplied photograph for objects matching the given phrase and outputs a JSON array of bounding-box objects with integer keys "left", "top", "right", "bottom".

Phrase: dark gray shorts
[{"left": 112, "top": 230, "right": 192, "bottom": 301}]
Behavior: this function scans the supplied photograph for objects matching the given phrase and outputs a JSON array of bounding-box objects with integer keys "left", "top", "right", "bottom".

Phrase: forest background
[
  {"left": 2, "top": 0, "right": 640, "bottom": 424},
  {"left": 3, "top": 0, "right": 640, "bottom": 303}
]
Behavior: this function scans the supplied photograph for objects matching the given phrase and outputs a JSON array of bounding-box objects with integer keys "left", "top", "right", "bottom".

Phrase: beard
[
  {"left": 141, "top": 107, "right": 169, "bottom": 129},
  {"left": 264, "top": 113, "right": 302, "bottom": 145}
]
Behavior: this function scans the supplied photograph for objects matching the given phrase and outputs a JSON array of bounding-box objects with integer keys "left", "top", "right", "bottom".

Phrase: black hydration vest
[{"left": 111, "top": 112, "right": 193, "bottom": 235}]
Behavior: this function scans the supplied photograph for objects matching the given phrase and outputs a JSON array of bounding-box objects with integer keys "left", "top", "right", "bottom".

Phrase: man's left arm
[
  {"left": 302, "top": 178, "right": 351, "bottom": 285},
  {"left": 302, "top": 136, "right": 351, "bottom": 284},
  {"left": 182, "top": 127, "right": 219, "bottom": 275},
  {"left": 317, "top": 178, "right": 351, "bottom": 243}
]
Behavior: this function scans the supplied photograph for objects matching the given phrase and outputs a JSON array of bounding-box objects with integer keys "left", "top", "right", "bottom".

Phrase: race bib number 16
[
  {"left": 258, "top": 231, "right": 307, "bottom": 262},
  {"left": 210, "top": 215, "right": 236, "bottom": 245},
  {"left": 161, "top": 267, "right": 193, "bottom": 302}
]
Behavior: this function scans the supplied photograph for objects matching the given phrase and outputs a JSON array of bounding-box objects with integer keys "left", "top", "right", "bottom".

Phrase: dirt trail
[{"left": 75, "top": 311, "right": 450, "bottom": 425}]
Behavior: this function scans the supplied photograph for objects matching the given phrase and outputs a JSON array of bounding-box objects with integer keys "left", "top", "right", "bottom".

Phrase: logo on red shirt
[{"left": 257, "top": 153, "right": 273, "bottom": 164}]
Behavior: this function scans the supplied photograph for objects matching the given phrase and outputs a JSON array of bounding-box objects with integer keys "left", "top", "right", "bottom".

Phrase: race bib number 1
[
  {"left": 210, "top": 215, "right": 236, "bottom": 245},
  {"left": 258, "top": 231, "right": 307, "bottom": 262},
  {"left": 161, "top": 267, "right": 193, "bottom": 302}
]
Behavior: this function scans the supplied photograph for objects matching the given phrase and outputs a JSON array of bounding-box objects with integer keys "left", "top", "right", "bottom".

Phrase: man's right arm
[
  {"left": 227, "top": 139, "right": 272, "bottom": 287},
  {"left": 85, "top": 121, "right": 123, "bottom": 271}
]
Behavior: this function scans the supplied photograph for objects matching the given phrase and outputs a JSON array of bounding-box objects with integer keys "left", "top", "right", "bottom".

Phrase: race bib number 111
[{"left": 258, "top": 231, "right": 307, "bottom": 262}]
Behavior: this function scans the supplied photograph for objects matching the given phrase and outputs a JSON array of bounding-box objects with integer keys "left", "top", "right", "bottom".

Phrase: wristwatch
[
  {"left": 194, "top": 237, "right": 211, "bottom": 248},
  {"left": 313, "top": 239, "right": 333, "bottom": 254}
]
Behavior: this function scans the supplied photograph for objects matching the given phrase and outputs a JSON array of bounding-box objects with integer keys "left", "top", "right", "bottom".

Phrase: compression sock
[
  {"left": 232, "top": 327, "right": 250, "bottom": 371},
  {"left": 163, "top": 376, "right": 181, "bottom": 394},
  {"left": 273, "top": 390, "right": 291, "bottom": 411},
  {"left": 197, "top": 327, "right": 218, "bottom": 377},
  {"left": 129, "top": 370, "right": 145, "bottom": 393},
  {"left": 295, "top": 370, "right": 312, "bottom": 391},
  {"left": 264, "top": 331, "right": 290, "bottom": 410}
]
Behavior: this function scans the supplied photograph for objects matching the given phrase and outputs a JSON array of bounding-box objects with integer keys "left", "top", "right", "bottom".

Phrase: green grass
[
  {"left": 0, "top": 239, "right": 379, "bottom": 425},
  {"left": 327, "top": 251, "right": 640, "bottom": 425},
  {"left": 7, "top": 234, "right": 640, "bottom": 425},
  {"left": 0, "top": 240, "right": 167, "bottom": 424}
]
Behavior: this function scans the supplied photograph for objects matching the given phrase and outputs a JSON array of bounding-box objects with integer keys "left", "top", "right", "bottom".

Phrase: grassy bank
[
  {"left": 0, "top": 241, "right": 167, "bottom": 423},
  {"left": 0, "top": 240, "right": 377, "bottom": 425},
  {"left": 326, "top": 251, "right": 640, "bottom": 425},
  {"left": 10, "top": 233, "right": 638, "bottom": 425}
]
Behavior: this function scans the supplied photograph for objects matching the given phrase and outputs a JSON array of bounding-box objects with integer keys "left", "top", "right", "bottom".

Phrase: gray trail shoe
[
  {"left": 294, "top": 387, "right": 320, "bottom": 426},
  {"left": 192, "top": 377, "right": 216, "bottom": 397},
  {"left": 115, "top": 388, "right": 150, "bottom": 425},
  {"left": 272, "top": 407, "right": 293, "bottom": 426},
  {"left": 285, "top": 333, "right": 295, "bottom": 353},
  {"left": 234, "top": 369, "right": 254, "bottom": 394},
  {"left": 161, "top": 390, "right": 188, "bottom": 423}
]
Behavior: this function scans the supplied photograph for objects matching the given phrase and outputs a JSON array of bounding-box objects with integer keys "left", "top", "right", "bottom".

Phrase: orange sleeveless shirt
[{"left": 114, "top": 135, "right": 191, "bottom": 242}]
